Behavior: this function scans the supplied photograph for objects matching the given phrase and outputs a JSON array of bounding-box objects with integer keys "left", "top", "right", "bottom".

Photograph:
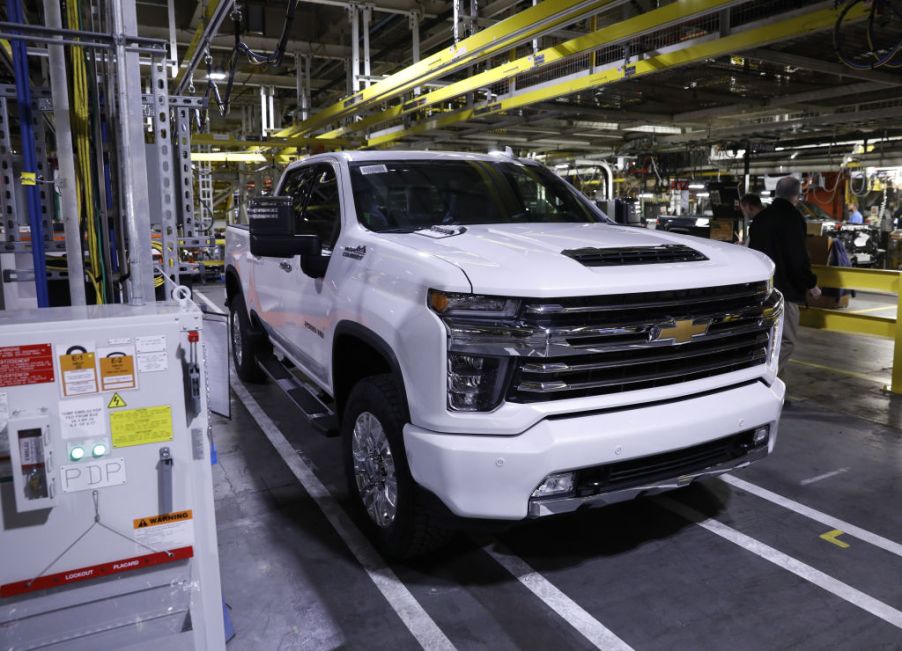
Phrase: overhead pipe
[
  {"left": 362, "top": 5, "right": 372, "bottom": 88},
  {"left": 6, "top": 0, "right": 49, "bottom": 307},
  {"left": 42, "top": 0, "right": 86, "bottom": 306},
  {"left": 350, "top": 4, "right": 360, "bottom": 92}
]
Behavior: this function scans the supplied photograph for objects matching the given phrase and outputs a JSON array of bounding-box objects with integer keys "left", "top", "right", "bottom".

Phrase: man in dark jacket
[{"left": 748, "top": 176, "right": 820, "bottom": 390}]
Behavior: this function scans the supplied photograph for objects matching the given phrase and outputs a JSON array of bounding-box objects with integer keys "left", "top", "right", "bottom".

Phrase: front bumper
[{"left": 404, "top": 378, "right": 784, "bottom": 520}]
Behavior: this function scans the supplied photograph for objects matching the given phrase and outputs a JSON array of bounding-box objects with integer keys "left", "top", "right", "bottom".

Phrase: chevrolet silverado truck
[{"left": 225, "top": 151, "right": 785, "bottom": 558}]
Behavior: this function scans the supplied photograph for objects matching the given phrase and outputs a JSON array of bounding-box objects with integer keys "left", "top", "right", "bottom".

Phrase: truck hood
[{"left": 384, "top": 223, "right": 773, "bottom": 297}]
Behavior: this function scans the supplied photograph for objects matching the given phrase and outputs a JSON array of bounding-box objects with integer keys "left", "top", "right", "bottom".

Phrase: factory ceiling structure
[{"left": 124, "top": 0, "right": 902, "bottom": 171}]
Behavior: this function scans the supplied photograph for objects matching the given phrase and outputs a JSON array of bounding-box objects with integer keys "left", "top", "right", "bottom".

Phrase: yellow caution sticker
[
  {"left": 132, "top": 510, "right": 194, "bottom": 549},
  {"left": 133, "top": 509, "right": 192, "bottom": 529},
  {"left": 107, "top": 393, "right": 127, "bottom": 409},
  {"left": 20, "top": 171, "right": 36, "bottom": 186},
  {"left": 110, "top": 405, "right": 173, "bottom": 448}
]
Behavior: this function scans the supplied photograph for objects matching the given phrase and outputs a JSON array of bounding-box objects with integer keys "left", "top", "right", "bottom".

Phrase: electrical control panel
[{"left": 0, "top": 302, "right": 224, "bottom": 650}]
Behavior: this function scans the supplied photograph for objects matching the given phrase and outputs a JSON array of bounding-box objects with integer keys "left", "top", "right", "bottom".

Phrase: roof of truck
[{"left": 286, "top": 150, "right": 537, "bottom": 169}]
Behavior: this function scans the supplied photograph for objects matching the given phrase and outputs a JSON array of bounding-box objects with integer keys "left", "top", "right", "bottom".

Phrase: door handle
[{"left": 279, "top": 261, "right": 292, "bottom": 272}]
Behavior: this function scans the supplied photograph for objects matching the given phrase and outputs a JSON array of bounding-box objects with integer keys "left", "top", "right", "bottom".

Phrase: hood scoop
[{"left": 561, "top": 244, "right": 708, "bottom": 267}]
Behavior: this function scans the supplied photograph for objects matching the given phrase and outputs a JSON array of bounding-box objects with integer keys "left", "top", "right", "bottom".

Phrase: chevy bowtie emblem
[{"left": 650, "top": 318, "right": 711, "bottom": 345}]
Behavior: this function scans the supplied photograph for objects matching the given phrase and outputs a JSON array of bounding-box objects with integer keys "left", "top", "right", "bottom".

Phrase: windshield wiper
[{"left": 375, "top": 227, "right": 418, "bottom": 233}]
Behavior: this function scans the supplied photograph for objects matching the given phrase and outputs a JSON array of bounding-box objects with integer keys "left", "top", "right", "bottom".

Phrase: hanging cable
[
  {"left": 67, "top": 0, "right": 104, "bottom": 303},
  {"left": 834, "top": 0, "right": 902, "bottom": 70},
  {"left": 235, "top": 0, "right": 300, "bottom": 67}
]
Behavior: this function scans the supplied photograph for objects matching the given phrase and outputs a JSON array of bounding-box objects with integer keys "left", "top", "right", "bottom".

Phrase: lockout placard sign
[{"left": 0, "top": 344, "right": 54, "bottom": 387}]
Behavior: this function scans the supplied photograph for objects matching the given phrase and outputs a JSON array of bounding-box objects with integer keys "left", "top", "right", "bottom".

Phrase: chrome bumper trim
[{"left": 527, "top": 445, "right": 769, "bottom": 518}]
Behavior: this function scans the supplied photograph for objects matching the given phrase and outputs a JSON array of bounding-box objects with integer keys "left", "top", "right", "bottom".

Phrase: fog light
[
  {"left": 753, "top": 426, "right": 769, "bottom": 446},
  {"left": 69, "top": 446, "right": 85, "bottom": 461},
  {"left": 532, "top": 472, "right": 575, "bottom": 498},
  {"left": 92, "top": 443, "right": 108, "bottom": 457}
]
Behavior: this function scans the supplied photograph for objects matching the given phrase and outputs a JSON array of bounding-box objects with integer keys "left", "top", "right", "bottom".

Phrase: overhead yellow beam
[
  {"left": 191, "top": 152, "right": 268, "bottom": 163},
  {"left": 192, "top": 133, "right": 352, "bottom": 149},
  {"left": 271, "top": 0, "right": 622, "bottom": 139},
  {"left": 367, "top": 3, "right": 869, "bottom": 148},
  {"left": 322, "top": 0, "right": 745, "bottom": 140}
]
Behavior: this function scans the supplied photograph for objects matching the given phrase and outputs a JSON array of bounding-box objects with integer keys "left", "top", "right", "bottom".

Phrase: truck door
[
  {"left": 253, "top": 165, "right": 316, "bottom": 336},
  {"left": 280, "top": 162, "right": 343, "bottom": 384}
]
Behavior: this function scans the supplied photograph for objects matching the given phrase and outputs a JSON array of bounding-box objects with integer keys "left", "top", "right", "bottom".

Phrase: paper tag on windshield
[{"left": 360, "top": 164, "right": 388, "bottom": 175}]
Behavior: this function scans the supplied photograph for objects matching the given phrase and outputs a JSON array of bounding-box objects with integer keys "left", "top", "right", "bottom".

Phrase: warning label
[
  {"left": 110, "top": 405, "right": 173, "bottom": 448},
  {"left": 0, "top": 344, "right": 54, "bottom": 388},
  {"left": 98, "top": 345, "right": 137, "bottom": 392},
  {"left": 133, "top": 510, "right": 194, "bottom": 550},
  {"left": 58, "top": 349, "right": 98, "bottom": 397},
  {"left": 107, "top": 393, "right": 127, "bottom": 409},
  {"left": 133, "top": 509, "right": 193, "bottom": 528}
]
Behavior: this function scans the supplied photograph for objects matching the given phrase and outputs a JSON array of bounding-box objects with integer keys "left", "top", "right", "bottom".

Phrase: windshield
[{"left": 349, "top": 159, "right": 607, "bottom": 232}]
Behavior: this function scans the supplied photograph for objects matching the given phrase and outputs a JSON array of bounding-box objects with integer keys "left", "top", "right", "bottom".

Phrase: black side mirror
[
  {"left": 248, "top": 195, "right": 321, "bottom": 258},
  {"left": 250, "top": 234, "right": 321, "bottom": 258},
  {"left": 301, "top": 254, "right": 330, "bottom": 279}
]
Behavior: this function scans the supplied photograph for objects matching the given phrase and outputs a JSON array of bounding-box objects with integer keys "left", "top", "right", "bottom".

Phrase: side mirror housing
[
  {"left": 248, "top": 195, "right": 321, "bottom": 258},
  {"left": 250, "top": 234, "right": 321, "bottom": 258}
]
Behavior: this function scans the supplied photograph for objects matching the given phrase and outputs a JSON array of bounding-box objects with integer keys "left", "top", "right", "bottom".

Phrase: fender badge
[{"left": 342, "top": 245, "right": 366, "bottom": 260}]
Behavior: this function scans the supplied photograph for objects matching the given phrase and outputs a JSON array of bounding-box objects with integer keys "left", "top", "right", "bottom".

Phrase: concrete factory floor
[{"left": 195, "top": 286, "right": 902, "bottom": 651}]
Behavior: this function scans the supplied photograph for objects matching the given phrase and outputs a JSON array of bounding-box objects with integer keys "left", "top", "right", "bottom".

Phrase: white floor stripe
[
  {"left": 723, "top": 474, "right": 902, "bottom": 559},
  {"left": 483, "top": 544, "right": 633, "bottom": 651},
  {"left": 799, "top": 468, "right": 849, "bottom": 486},
  {"left": 656, "top": 496, "right": 902, "bottom": 630},
  {"left": 193, "top": 289, "right": 225, "bottom": 314},
  {"left": 230, "top": 375, "right": 456, "bottom": 651}
]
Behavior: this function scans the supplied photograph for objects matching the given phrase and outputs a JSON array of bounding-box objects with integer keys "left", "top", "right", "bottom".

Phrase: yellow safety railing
[{"left": 799, "top": 264, "right": 902, "bottom": 394}]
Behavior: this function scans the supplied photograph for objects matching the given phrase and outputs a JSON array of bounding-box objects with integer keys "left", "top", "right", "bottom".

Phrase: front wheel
[
  {"left": 342, "top": 374, "right": 449, "bottom": 559},
  {"left": 229, "top": 292, "right": 265, "bottom": 383}
]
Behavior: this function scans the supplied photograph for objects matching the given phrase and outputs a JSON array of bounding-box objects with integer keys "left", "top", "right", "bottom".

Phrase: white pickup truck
[{"left": 225, "top": 151, "right": 785, "bottom": 557}]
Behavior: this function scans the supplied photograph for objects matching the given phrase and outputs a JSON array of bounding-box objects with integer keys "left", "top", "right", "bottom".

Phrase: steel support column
[
  {"left": 350, "top": 4, "right": 360, "bottom": 92},
  {"left": 113, "top": 0, "right": 155, "bottom": 303},
  {"left": 362, "top": 5, "right": 372, "bottom": 88},
  {"left": 150, "top": 60, "right": 179, "bottom": 287}
]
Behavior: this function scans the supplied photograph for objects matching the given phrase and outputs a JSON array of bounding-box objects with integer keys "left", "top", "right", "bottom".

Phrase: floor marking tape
[
  {"left": 820, "top": 529, "right": 850, "bottom": 549},
  {"left": 231, "top": 374, "right": 456, "bottom": 651},
  {"left": 723, "top": 474, "right": 902, "bottom": 559},
  {"left": 656, "top": 496, "right": 902, "bottom": 630},
  {"left": 799, "top": 467, "right": 849, "bottom": 486},
  {"left": 483, "top": 544, "right": 634, "bottom": 651},
  {"left": 789, "top": 358, "right": 888, "bottom": 384}
]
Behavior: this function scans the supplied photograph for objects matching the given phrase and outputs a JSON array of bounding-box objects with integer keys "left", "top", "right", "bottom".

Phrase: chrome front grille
[{"left": 501, "top": 281, "right": 778, "bottom": 402}]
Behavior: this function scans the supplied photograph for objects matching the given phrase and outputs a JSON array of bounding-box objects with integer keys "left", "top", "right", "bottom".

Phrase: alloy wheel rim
[
  {"left": 231, "top": 312, "right": 243, "bottom": 366},
  {"left": 351, "top": 411, "right": 398, "bottom": 528}
]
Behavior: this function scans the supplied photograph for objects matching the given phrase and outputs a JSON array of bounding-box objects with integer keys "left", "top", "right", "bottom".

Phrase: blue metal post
[{"left": 7, "top": 0, "right": 50, "bottom": 307}]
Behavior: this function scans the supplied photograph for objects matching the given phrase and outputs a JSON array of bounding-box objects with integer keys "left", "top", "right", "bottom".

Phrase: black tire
[
  {"left": 342, "top": 374, "right": 450, "bottom": 559},
  {"left": 229, "top": 292, "right": 265, "bottom": 383}
]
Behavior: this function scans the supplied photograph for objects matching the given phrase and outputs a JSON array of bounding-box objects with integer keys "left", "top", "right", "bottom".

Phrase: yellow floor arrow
[{"left": 820, "top": 529, "right": 850, "bottom": 549}]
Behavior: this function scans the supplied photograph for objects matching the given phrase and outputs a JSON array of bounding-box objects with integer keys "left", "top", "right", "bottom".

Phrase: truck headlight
[
  {"left": 448, "top": 353, "right": 511, "bottom": 411},
  {"left": 429, "top": 290, "right": 520, "bottom": 318}
]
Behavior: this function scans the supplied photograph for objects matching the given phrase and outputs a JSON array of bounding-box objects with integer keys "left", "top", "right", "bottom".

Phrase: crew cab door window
[
  {"left": 280, "top": 166, "right": 316, "bottom": 223},
  {"left": 299, "top": 164, "right": 341, "bottom": 250}
]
